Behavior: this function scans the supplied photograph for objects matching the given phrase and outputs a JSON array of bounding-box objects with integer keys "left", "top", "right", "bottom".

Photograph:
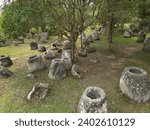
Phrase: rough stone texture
[
  {"left": 38, "top": 45, "right": 46, "bottom": 52},
  {"left": 0, "top": 66, "right": 13, "bottom": 78},
  {"left": 119, "top": 67, "right": 150, "bottom": 103},
  {"left": 92, "top": 31, "right": 100, "bottom": 40},
  {"left": 50, "top": 42, "right": 58, "bottom": 50},
  {"left": 27, "top": 55, "right": 46, "bottom": 73},
  {"left": 61, "top": 49, "right": 72, "bottom": 59},
  {"left": 30, "top": 42, "right": 38, "bottom": 50},
  {"left": 14, "top": 37, "right": 24, "bottom": 45},
  {"left": 25, "top": 74, "right": 36, "bottom": 80},
  {"left": 62, "top": 57, "right": 72, "bottom": 71},
  {"left": 131, "top": 28, "right": 138, "bottom": 37},
  {"left": 63, "top": 40, "right": 72, "bottom": 50},
  {"left": 77, "top": 86, "right": 107, "bottom": 113},
  {"left": 44, "top": 51, "right": 56, "bottom": 60},
  {"left": 0, "top": 55, "right": 13, "bottom": 67},
  {"left": 53, "top": 40, "right": 62, "bottom": 46},
  {"left": 81, "top": 36, "right": 90, "bottom": 47},
  {"left": 107, "top": 55, "right": 116, "bottom": 60},
  {"left": 48, "top": 59, "right": 67, "bottom": 80},
  {"left": 143, "top": 37, "right": 150, "bottom": 52},
  {"left": 0, "top": 40, "right": 9, "bottom": 47},
  {"left": 27, "top": 83, "right": 50, "bottom": 101},
  {"left": 39, "top": 32, "right": 48, "bottom": 43},
  {"left": 78, "top": 49, "right": 87, "bottom": 57},
  {"left": 85, "top": 46, "right": 96, "bottom": 53},
  {"left": 86, "top": 35, "right": 93, "bottom": 43},
  {"left": 136, "top": 31, "right": 146, "bottom": 43},
  {"left": 100, "top": 27, "right": 107, "bottom": 35},
  {"left": 124, "top": 30, "right": 131, "bottom": 38},
  {"left": 71, "top": 64, "right": 82, "bottom": 79}
]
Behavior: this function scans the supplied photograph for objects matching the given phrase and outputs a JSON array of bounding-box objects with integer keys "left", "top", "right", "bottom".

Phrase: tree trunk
[
  {"left": 71, "top": 33, "right": 78, "bottom": 60},
  {"left": 107, "top": 17, "right": 113, "bottom": 49}
]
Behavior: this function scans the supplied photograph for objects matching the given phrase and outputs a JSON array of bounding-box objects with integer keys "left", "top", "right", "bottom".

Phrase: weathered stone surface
[
  {"left": 63, "top": 40, "right": 72, "bottom": 50},
  {"left": 92, "top": 31, "right": 100, "bottom": 40},
  {"left": 119, "top": 67, "right": 150, "bottom": 103},
  {"left": 0, "top": 66, "right": 13, "bottom": 78},
  {"left": 71, "top": 64, "right": 82, "bottom": 79},
  {"left": 27, "top": 83, "right": 50, "bottom": 101},
  {"left": 30, "top": 42, "right": 38, "bottom": 50},
  {"left": 14, "top": 37, "right": 24, "bottom": 45},
  {"left": 50, "top": 42, "right": 58, "bottom": 50},
  {"left": 0, "top": 40, "right": 9, "bottom": 47},
  {"left": 48, "top": 59, "right": 67, "bottom": 80},
  {"left": 25, "top": 74, "right": 36, "bottom": 80},
  {"left": 136, "top": 31, "right": 146, "bottom": 43},
  {"left": 77, "top": 86, "right": 107, "bottom": 113},
  {"left": 90, "top": 60, "right": 99, "bottom": 64},
  {"left": 39, "top": 32, "right": 48, "bottom": 43},
  {"left": 61, "top": 49, "right": 72, "bottom": 59},
  {"left": 78, "top": 49, "right": 87, "bottom": 57},
  {"left": 86, "top": 35, "right": 93, "bottom": 43},
  {"left": 27, "top": 55, "right": 46, "bottom": 73},
  {"left": 0, "top": 55, "right": 13, "bottom": 67},
  {"left": 131, "top": 28, "right": 138, "bottom": 37},
  {"left": 38, "top": 45, "right": 46, "bottom": 52},
  {"left": 85, "top": 46, "right": 96, "bottom": 53},
  {"left": 44, "top": 51, "right": 56, "bottom": 60},
  {"left": 124, "top": 30, "right": 131, "bottom": 38},
  {"left": 107, "top": 55, "right": 116, "bottom": 60},
  {"left": 143, "top": 37, "right": 150, "bottom": 52},
  {"left": 53, "top": 40, "right": 62, "bottom": 46},
  {"left": 62, "top": 57, "right": 72, "bottom": 71},
  {"left": 81, "top": 36, "right": 90, "bottom": 47},
  {"left": 100, "top": 27, "right": 107, "bottom": 35}
]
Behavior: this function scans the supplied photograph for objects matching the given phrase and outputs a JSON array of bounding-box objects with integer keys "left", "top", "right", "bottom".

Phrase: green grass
[{"left": 0, "top": 33, "right": 150, "bottom": 113}]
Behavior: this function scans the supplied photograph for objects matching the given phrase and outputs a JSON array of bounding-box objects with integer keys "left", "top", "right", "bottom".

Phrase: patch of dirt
[{"left": 121, "top": 45, "right": 141, "bottom": 58}]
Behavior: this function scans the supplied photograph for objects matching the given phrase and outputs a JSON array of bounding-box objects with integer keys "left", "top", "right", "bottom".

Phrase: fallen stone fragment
[{"left": 27, "top": 83, "right": 51, "bottom": 101}]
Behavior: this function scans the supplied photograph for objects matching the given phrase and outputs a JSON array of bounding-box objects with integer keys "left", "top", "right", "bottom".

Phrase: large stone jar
[
  {"left": 48, "top": 59, "right": 67, "bottom": 80},
  {"left": 119, "top": 67, "right": 150, "bottom": 103},
  {"left": 77, "top": 86, "right": 107, "bottom": 113},
  {"left": 27, "top": 55, "right": 46, "bottom": 72}
]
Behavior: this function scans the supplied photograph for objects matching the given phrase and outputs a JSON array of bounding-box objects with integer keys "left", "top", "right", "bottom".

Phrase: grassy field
[{"left": 0, "top": 33, "right": 150, "bottom": 113}]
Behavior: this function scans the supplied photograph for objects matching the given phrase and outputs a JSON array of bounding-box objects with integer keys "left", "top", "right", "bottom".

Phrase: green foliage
[
  {"left": 0, "top": 14, "right": 5, "bottom": 39},
  {"left": 1, "top": 1, "right": 31, "bottom": 38}
]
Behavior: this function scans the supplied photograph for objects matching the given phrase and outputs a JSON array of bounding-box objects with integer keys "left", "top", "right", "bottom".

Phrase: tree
[
  {"left": 45, "top": 0, "right": 99, "bottom": 59},
  {"left": 97, "top": 0, "right": 135, "bottom": 49},
  {"left": 1, "top": 0, "right": 51, "bottom": 38}
]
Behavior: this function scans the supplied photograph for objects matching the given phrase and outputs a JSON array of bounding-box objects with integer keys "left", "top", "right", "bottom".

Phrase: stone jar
[
  {"left": 124, "top": 30, "right": 131, "bottom": 38},
  {"left": 27, "top": 55, "right": 46, "bottom": 73},
  {"left": 0, "top": 55, "right": 13, "bottom": 67},
  {"left": 143, "top": 37, "right": 150, "bottom": 52},
  {"left": 38, "top": 45, "right": 46, "bottom": 52},
  {"left": 119, "top": 67, "right": 150, "bottom": 103},
  {"left": 77, "top": 86, "right": 107, "bottom": 113},
  {"left": 30, "top": 42, "right": 38, "bottom": 50},
  {"left": 136, "top": 32, "right": 146, "bottom": 43},
  {"left": 48, "top": 59, "right": 67, "bottom": 80}
]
